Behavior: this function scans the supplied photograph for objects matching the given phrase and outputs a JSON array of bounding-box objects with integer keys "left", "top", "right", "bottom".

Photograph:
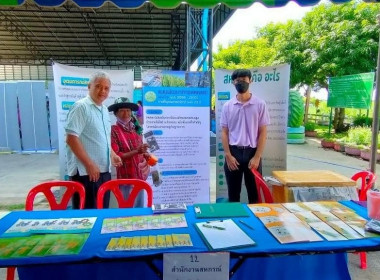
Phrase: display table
[
  {"left": 0, "top": 201, "right": 378, "bottom": 280},
  {"left": 272, "top": 170, "right": 358, "bottom": 202}
]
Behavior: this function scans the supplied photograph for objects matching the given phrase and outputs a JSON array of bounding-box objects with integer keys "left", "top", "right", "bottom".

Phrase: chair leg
[
  {"left": 359, "top": 252, "right": 367, "bottom": 270},
  {"left": 7, "top": 267, "right": 16, "bottom": 280}
]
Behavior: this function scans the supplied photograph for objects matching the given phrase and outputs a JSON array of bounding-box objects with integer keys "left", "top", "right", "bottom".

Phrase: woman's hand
[{"left": 137, "top": 143, "right": 149, "bottom": 154}]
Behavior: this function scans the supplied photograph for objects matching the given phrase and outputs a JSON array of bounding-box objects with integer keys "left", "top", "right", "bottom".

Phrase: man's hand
[
  {"left": 85, "top": 161, "right": 101, "bottom": 182},
  {"left": 225, "top": 153, "right": 239, "bottom": 171},
  {"left": 248, "top": 156, "right": 260, "bottom": 170}
]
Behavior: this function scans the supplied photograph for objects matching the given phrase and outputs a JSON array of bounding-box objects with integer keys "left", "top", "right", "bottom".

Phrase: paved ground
[{"left": 0, "top": 137, "right": 380, "bottom": 279}]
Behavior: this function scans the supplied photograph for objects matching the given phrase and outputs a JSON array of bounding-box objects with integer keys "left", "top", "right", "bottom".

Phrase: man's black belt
[{"left": 231, "top": 145, "right": 253, "bottom": 149}]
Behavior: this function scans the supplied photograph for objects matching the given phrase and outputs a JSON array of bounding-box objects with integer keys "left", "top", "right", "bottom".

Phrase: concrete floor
[{"left": 1, "top": 138, "right": 380, "bottom": 279}]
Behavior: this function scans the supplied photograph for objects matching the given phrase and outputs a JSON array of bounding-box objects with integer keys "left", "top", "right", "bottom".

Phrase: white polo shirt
[{"left": 65, "top": 95, "right": 111, "bottom": 176}]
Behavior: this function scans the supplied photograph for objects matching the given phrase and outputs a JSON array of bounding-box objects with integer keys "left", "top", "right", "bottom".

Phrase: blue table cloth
[{"left": 0, "top": 201, "right": 378, "bottom": 280}]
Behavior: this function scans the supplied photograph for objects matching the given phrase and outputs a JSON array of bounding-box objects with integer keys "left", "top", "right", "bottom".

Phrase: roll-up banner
[
  {"left": 52, "top": 62, "right": 134, "bottom": 179},
  {"left": 215, "top": 64, "right": 290, "bottom": 202}
]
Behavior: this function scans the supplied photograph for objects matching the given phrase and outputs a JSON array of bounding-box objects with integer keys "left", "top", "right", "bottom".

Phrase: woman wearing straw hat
[{"left": 108, "top": 97, "right": 150, "bottom": 206}]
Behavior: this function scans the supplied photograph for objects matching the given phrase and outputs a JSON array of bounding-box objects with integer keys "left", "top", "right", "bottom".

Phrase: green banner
[{"left": 327, "top": 72, "right": 374, "bottom": 109}]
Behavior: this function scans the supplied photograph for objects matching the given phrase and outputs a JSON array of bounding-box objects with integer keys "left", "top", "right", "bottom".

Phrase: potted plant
[
  {"left": 345, "top": 143, "right": 363, "bottom": 156},
  {"left": 360, "top": 147, "right": 380, "bottom": 161},
  {"left": 305, "top": 122, "right": 317, "bottom": 137},
  {"left": 345, "top": 127, "right": 372, "bottom": 156},
  {"left": 333, "top": 138, "right": 346, "bottom": 152},
  {"left": 321, "top": 136, "right": 335, "bottom": 149}
]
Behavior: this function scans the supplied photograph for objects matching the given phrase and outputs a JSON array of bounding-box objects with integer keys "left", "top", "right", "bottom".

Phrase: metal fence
[{"left": 0, "top": 80, "right": 58, "bottom": 153}]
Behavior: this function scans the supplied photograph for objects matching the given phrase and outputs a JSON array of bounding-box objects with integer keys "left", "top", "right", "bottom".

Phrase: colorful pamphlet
[
  {"left": 252, "top": 209, "right": 323, "bottom": 243},
  {"left": 0, "top": 233, "right": 89, "bottom": 258},
  {"left": 2, "top": 218, "right": 97, "bottom": 237},
  {"left": 308, "top": 222, "right": 346, "bottom": 241},
  {"left": 265, "top": 221, "right": 323, "bottom": 243},
  {"left": 105, "top": 234, "right": 192, "bottom": 251},
  {"left": 282, "top": 202, "right": 312, "bottom": 213},
  {"left": 101, "top": 214, "right": 187, "bottom": 234},
  {"left": 327, "top": 220, "right": 364, "bottom": 239},
  {"left": 248, "top": 203, "right": 289, "bottom": 216},
  {"left": 152, "top": 203, "right": 187, "bottom": 214}
]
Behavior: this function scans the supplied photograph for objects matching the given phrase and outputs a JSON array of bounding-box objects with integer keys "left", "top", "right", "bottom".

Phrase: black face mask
[{"left": 235, "top": 81, "right": 249, "bottom": 93}]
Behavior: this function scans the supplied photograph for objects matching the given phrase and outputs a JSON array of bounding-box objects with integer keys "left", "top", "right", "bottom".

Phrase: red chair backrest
[
  {"left": 97, "top": 179, "right": 153, "bottom": 209},
  {"left": 251, "top": 168, "right": 274, "bottom": 203},
  {"left": 351, "top": 171, "right": 377, "bottom": 201},
  {"left": 25, "top": 181, "right": 85, "bottom": 211}
]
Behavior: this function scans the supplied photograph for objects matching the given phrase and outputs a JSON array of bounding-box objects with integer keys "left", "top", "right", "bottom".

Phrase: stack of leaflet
[{"left": 152, "top": 203, "right": 187, "bottom": 214}]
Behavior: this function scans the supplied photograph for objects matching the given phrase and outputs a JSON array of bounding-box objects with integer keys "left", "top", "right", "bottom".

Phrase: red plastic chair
[
  {"left": 351, "top": 171, "right": 377, "bottom": 201},
  {"left": 97, "top": 179, "right": 153, "bottom": 209},
  {"left": 25, "top": 180, "right": 86, "bottom": 211},
  {"left": 350, "top": 170, "right": 377, "bottom": 270},
  {"left": 251, "top": 168, "right": 274, "bottom": 203},
  {"left": 7, "top": 180, "right": 85, "bottom": 280}
]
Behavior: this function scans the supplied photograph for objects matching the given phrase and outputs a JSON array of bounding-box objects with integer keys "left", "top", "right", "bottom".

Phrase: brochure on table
[
  {"left": 101, "top": 214, "right": 187, "bottom": 234},
  {"left": 2, "top": 217, "right": 97, "bottom": 237},
  {"left": 249, "top": 201, "right": 380, "bottom": 244},
  {"left": 106, "top": 234, "right": 193, "bottom": 251},
  {"left": 0, "top": 233, "right": 89, "bottom": 258}
]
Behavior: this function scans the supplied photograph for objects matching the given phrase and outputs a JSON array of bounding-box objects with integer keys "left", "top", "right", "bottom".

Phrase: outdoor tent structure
[{"left": 1, "top": 0, "right": 380, "bottom": 172}]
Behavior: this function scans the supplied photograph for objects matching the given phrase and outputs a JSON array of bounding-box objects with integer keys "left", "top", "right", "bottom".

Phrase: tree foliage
[
  {"left": 213, "top": 38, "right": 276, "bottom": 69},
  {"left": 213, "top": 2, "right": 380, "bottom": 131},
  {"left": 213, "top": 2, "right": 380, "bottom": 87}
]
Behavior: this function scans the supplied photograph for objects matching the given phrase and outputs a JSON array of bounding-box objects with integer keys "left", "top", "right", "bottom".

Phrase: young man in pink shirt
[{"left": 220, "top": 69, "right": 270, "bottom": 203}]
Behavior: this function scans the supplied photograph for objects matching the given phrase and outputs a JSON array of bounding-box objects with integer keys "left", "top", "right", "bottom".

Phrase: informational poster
[
  {"left": 142, "top": 70, "right": 210, "bottom": 204},
  {"left": 328, "top": 72, "right": 374, "bottom": 109},
  {"left": 52, "top": 62, "right": 134, "bottom": 179},
  {"left": 215, "top": 64, "right": 290, "bottom": 202}
]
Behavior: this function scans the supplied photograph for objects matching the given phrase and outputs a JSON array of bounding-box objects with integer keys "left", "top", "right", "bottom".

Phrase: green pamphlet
[{"left": 193, "top": 203, "right": 249, "bottom": 218}]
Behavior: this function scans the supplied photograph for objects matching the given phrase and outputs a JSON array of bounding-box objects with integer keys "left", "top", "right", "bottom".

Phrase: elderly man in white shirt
[{"left": 65, "top": 71, "right": 121, "bottom": 209}]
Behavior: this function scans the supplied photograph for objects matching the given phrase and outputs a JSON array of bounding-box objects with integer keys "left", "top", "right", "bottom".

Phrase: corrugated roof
[{"left": 0, "top": 0, "right": 234, "bottom": 79}]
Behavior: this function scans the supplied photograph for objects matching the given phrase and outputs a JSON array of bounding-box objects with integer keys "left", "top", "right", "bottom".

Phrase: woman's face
[{"left": 116, "top": 108, "right": 132, "bottom": 122}]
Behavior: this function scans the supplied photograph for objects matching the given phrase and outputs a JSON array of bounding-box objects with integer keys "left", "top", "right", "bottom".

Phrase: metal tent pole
[
  {"left": 369, "top": 15, "right": 380, "bottom": 173},
  {"left": 186, "top": 6, "right": 191, "bottom": 71}
]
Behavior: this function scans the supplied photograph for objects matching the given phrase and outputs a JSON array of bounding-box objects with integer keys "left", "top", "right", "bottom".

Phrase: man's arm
[
  {"left": 221, "top": 126, "right": 239, "bottom": 171},
  {"left": 249, "top": 125, "right": 267, "bottom": 170},
  {"left": 66, "top": 134, "right": 100, "bottom": 182}
]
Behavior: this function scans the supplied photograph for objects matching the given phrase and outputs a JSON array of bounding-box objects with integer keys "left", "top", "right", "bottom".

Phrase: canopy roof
[
  {"left": 0, "top": 0, "right": 372, "bottom": 9},
  {"left": 0, "top": 0, "right": 234, "bottom": 77},
  {"left": 0, "top": 0, "right": 375, "bottom": 80}
]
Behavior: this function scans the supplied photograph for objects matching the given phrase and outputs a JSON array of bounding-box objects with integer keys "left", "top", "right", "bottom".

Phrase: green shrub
[
  {"left": 353, "top": 115, "right": 372, "bottom": 127},
  {"left": 305, "top": 122, "right": 317, "bottom": 131},
  {"left": 347, "top": 126, "right": 372, "bottom": 146}
]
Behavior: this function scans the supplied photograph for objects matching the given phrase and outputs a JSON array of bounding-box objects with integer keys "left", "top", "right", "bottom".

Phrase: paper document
[{"left": 194, "top": 219, "right": 255, "bottom": 250}]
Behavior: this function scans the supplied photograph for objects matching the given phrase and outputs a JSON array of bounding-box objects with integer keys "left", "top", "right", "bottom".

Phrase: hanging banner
[
  {"left": 142, "top": 70, "right": 210, "bottom": 204},
  {"left": 52, "top": 62, "right": 134, "bottom": 179},
  {"left": 215, "top": 64, "right": 290, "bottom": 202}
]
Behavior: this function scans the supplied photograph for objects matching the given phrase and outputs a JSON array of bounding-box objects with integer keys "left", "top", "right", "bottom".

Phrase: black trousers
[
  {"left": 224, "top": 145, "right": 262, "bottom": 204},
  {"left": 70, "top": 171, "right": 111, "bottom": 209}
]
